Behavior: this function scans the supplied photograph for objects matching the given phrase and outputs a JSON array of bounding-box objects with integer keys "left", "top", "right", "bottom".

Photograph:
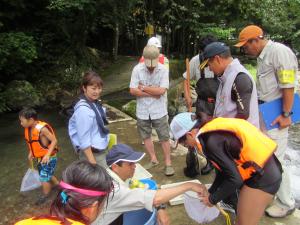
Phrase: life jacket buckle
[{"left": 242, "top": 161, "right": 264, "bottom": 176}]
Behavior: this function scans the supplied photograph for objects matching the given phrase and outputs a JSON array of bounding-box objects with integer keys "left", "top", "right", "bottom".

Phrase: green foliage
[
  {"left": 195, "top": 26, "right": 235, "bottom": 41},
  {"left": 48, "top": 0, "right": 94, "bottom": 11},
  {"left": 0, "top": 93, "right": 10, "bottom": 113},
  {"left": 244, "top": 64, "right": 257, "bottom": 81},
  {"left": 0, "top": 0, "right": 299, "bottom": 114},
  {"left": 0, "top": 32, "right": 37, "bottom": 75}
]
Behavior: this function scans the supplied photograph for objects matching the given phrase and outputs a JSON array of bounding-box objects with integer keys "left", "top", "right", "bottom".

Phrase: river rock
[
  {"left": 3, "top": 80, "right": 43, "bottom": 110},
  {"left": 122, "top": 100, "right": 136, "bottom": 118}
]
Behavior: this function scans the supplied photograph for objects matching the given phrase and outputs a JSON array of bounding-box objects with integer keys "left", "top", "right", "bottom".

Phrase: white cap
[
  {"left": 143, "top": 45, "right": 159, "bottom": 68},
  {"left": 170, "top": 112, "right": 197, "bottom": 140},
  {"left": 147, "top": 37, "right": 162, "bottom": 48}
]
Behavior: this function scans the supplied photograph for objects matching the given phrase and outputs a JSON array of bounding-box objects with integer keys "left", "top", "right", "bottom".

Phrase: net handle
[{"left": 216, "top": 204, "right": 232, "bottom": 225}]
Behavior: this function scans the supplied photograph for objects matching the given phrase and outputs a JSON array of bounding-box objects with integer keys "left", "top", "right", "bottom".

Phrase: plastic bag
[
  {"left": 183, "top": 191, "right": 219, "bottom": 223},
  {"left": 20, "top": 168, "right": 41, "bottom": 192}
]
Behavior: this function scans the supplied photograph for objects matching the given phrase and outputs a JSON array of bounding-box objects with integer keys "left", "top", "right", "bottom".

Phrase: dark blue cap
[
  {"left": 203, "top": 42, "right": 230, "bottom": 59},
  {"left": 106, "top": 144, "right": 145, "bottom": 166},
  {"left": 200, "top": 42, "right": 230, "bottom": 69}
]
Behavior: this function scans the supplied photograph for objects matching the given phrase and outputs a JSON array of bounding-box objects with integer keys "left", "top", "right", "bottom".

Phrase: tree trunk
[{"left": 112, "top": 22, "right": 119, "bottom": 61}]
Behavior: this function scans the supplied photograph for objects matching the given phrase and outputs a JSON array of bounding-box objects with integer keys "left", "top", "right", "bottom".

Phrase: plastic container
[
  {"left": 123, "top": 208, "right": 157, "bottom": 225},
  {"left": 123, "top": 179, "right": 157, "bottom": 225}
]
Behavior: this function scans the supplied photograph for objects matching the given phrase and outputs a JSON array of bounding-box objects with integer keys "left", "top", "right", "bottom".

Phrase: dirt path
[{"left": 102, "top": 56, "right": 138, "bottom": 96}]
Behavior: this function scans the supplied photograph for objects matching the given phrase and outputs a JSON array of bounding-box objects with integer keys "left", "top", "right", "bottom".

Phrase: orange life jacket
[
  {"left": 195, "top": 117, "right": 277, "bottom": 181},
  {"left": 24, "top": 121, "right": 58, "bottom": 158},
  {"left": 14, "top": 217, "right": 84, "bottom": 225},
  {"left": 139, "top": 54, "right": 165, "bottom": 64}
]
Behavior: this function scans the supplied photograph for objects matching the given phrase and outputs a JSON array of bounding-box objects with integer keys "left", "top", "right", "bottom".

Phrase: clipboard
[{"left": 259, "top": 93, "right": 300, "bottom": 130}]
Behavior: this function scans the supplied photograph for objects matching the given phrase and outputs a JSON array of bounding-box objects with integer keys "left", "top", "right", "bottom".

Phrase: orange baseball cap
[{"left": 235, "top": 25, "right": 263, "bottom": 47}]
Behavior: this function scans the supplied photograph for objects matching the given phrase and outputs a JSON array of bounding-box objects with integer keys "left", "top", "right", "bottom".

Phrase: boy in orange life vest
[{"left": 19, "top": 108, "right": 59, "bottom": 205}]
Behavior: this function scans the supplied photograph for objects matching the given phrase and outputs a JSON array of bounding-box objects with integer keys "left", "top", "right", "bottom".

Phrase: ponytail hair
[{"left": 50, "top": 160, "right": 113, "bottom": 224}]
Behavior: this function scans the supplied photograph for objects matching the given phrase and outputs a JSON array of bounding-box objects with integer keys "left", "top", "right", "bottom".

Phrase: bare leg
[
  {"left": 144, "top": 138, "right": 158, "bottom": 163},
  {"left": 51, "top": 176, "right": 59, "bottom": 186},
  {"left": 161, "top": 140, "right": 171, "bottom": 166},
  {"left": 41, "top": 182, "right": 52, "bottom": 196},
  {"left": 236, "top": 185, "right": 273, "bottom": 225}
]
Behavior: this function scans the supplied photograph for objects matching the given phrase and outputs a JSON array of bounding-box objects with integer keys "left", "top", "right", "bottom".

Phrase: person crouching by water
[
  {"left": 19, "top": 108, "right": 59, "bottom": 205},
  {"left": 15, "top": 160, "right": 113, "bottom": 225},
  {"left": 170, "top": 112, "right": 282, "bottom": 225},
  {"left": 68, "top": 71, "right": 110, "bottom": 167}
]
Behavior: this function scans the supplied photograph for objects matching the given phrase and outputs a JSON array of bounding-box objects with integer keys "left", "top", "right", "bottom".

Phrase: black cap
[
  {"left": 106, "top": 144, "right": 145, "bottom": 166},
  {"left": 200, "top": 42, "right": 230, "bottom": 69}
]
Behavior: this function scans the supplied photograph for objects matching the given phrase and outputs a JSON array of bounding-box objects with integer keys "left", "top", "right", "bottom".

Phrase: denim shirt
[{"left": 68, "top": 102, "right": 109, "bottom": 152}]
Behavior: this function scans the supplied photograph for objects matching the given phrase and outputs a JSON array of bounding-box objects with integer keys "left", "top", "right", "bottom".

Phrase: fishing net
[{"left": 183, "top": 191, "right": 219, "bottom": 223}]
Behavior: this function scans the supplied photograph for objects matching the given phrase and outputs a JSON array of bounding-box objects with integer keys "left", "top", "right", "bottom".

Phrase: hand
[
  {"left": 138, "top": 84, "right": 143, "bottom": 90},
  {"left": 190, "top": 183, "right": 208, "bottom": 196},
  {"left": 271, "top": 115, "right": 292, "bottom": 129},
  {"left": 201, "top": 194, "right": 214, "bottom": 207},
  {"left": 157, "top": 209, "right": 170, "bottom": 225},
  {"left": 41, "top": 154, "right": 50, "bottom": 164},
  {"left": 28, "top": 153, "right": 33, "bottom": 161}
]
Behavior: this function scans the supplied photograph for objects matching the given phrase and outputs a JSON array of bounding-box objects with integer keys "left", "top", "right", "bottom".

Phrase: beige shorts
[{"left": 137, "top": 115, "right": 170, "bottom": 141}]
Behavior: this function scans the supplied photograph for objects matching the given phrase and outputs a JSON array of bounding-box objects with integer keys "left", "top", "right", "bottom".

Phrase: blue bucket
[
  {"left": 123, "top": 179, "right": 158, "bottom": 225},
  {"left": 123, "top": 208, "right": 157, "bottom": 225}
]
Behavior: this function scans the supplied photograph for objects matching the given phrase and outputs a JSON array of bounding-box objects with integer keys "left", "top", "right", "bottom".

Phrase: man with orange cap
[{"left": 235, "top": 25, "right": 298, "bottom": 218}]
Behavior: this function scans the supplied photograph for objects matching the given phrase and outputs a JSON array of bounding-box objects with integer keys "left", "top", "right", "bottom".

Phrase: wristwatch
[
  {"left": 155, "top": 204, "right": 167, "bottom": 211},
  {"left": 282, "top": 111, "right": 293, "bottom": 118},
  {"left": 141, "top": 85, "right": 145, "bottom": 92}
]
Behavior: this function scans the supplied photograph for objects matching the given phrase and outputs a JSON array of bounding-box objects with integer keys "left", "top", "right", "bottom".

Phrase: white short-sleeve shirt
[{"left": 130, "top": 63, "right": 169, "bottom": 120}]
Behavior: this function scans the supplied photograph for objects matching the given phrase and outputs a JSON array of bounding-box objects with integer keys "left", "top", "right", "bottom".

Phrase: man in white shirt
[
  {"left": 93, "top": 144, "right": 205, "bottom": 225},
  {"left": 130, "top": 45, "right": 174, "bottom": 176}
]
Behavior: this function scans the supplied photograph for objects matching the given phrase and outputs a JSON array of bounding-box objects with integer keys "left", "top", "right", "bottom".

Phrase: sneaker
[
  {"left": 144, "top": 161, "right": 159, "bottom": 170},
  {"left": 164, "top": 165, "right": 175, "bottom": 176},
  {"left": 219, "top": 201, "right": 236, "bottom": 214},
  {"left": 265, "top": 203, "right": 295, "bottom": 218}
]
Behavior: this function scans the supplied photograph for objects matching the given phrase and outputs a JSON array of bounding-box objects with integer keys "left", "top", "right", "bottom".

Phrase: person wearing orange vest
[
  {"left": 170, "top": 112, "right": 282, "bottom": 225},
  {"left": 19, "top": 108, "right": 59, "bottom": 205},
  {"left": 14, "top": 160, "right": 114, "bottom": 225},
  {"left": 139, "top": 37, "right": 169, "bottom": 70}
]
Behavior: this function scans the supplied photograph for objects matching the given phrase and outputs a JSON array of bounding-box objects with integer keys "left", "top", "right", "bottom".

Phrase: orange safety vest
[
  {"left": 24, "top": 121, "right": 58, "bottom": 158},
  {"left": 14, "top": 217, "right": 84, "bottom": 225},
  {"left": 139, "top": 54, "right": 165, "bottom": 64},
  {"left": 196, "top": 117, "right": 277, "bottom": 181}
]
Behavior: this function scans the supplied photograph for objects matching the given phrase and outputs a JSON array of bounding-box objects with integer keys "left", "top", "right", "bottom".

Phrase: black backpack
[{"left": 184, "top": 147, "right": 200, "bottom": 178}]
